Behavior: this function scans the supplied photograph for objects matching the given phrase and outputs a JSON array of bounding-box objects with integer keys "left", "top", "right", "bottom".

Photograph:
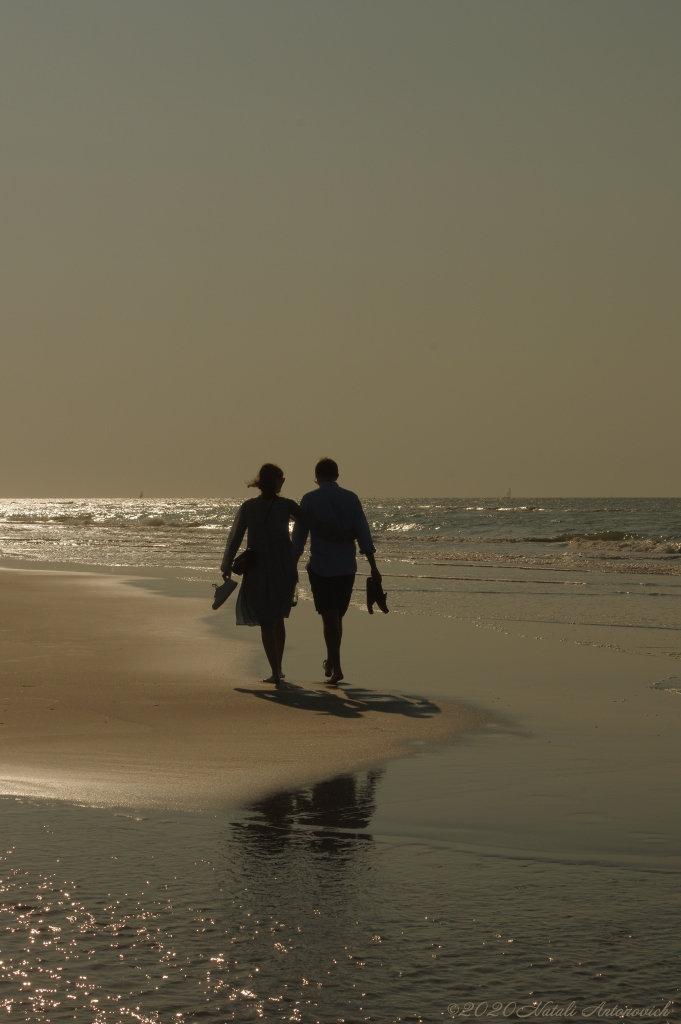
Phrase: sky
[{"left": 1, "top": 0, "right": 679, "bottom": 499}]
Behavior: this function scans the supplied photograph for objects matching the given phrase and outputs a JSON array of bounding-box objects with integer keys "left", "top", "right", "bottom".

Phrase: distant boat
[{"left": 505, "top": 488, "right": 511, "bottom": 499}]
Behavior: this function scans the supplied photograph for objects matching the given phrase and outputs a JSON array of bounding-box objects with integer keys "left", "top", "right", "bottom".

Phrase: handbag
[
  {"left": 230, "top": 498, "right": 276, "bottom": 576},
  {"left": 231, "top": 547, "right": 256, "bottom": 576}
]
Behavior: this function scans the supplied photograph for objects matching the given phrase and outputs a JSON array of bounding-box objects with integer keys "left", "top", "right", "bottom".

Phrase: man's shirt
[{"left": 292, "top": 481, "right": 375, "bottom": 577}]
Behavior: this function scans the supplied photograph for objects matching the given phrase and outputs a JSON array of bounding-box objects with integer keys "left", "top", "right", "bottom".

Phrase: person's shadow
[
  {"left": 229, "top": 770, "right": 383, "bottom": 855},
  {"left": 234, "top": 680, "right": 441, "bottom": 720}
]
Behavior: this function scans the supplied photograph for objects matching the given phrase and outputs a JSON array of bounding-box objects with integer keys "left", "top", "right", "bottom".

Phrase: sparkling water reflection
[{"left": 2, "top": 777, "right": 679, "bottom": 1021}]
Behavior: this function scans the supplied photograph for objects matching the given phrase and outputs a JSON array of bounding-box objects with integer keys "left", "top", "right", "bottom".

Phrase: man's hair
[{"left": 315, "top": 457, "right": 339, "bottom": 480}]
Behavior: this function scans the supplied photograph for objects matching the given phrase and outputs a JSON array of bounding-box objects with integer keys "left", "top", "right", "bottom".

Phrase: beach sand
[{"left": 0, "top": 567, "right": 485, "bottom": 810}]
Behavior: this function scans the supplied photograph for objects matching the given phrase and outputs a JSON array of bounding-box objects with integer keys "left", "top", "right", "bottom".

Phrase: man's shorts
[{"left": 307, "top": 569, "right": 355, "bottom": 616}]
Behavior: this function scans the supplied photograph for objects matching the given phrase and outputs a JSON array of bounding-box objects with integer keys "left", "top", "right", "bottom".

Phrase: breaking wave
[
  {"left": 2, "top": 514, "right": 220, "bottom": 529},
  {"left": 373, "top": 531, "right": 681, "bottom": 553}
]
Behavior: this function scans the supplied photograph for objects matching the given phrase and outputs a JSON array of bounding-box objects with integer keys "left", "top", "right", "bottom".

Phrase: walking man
[{"left": 292, "top": 457, "right": 381, "bottom": 685}]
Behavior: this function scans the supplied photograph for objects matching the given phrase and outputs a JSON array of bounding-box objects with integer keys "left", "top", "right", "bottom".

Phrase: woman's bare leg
[
  {"left": 275, "top": 621, "right": 286, "bottom": 676},
  {"left": 261, "top": 623, "right": 283, "bottom": 682}
]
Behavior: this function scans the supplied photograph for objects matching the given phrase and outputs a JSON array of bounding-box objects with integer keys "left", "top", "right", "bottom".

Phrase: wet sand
[{"left": 0, "top": 568, "right": 484, "bottom": 809}]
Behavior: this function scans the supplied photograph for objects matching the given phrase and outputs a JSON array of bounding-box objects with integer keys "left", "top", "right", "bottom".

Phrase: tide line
[{"left": 356, "top": 573, "right": 585, "bottom": 586}]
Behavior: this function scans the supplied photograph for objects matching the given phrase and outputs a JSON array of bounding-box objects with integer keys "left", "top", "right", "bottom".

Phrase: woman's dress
[{"left": 221, "top": 497, "right": 298, "bottom": 627}]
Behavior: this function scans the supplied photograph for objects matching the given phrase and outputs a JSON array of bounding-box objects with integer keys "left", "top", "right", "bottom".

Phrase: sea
[
  {"left": 1, "top": 496, "right": 680, "bottom": 656},
  {"left": 1, "top": 498, "right": 680, "bottom": 1021}
]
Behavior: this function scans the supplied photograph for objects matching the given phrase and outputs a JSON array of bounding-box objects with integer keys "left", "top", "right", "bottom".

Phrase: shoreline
[{"left": 0, "top": 566, "right": 487, "bottom": 811}]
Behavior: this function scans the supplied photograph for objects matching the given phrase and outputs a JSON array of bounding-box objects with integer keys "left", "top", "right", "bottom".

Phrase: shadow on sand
[{"left": 234, "top": 680, "right": 441, "bottom": 720}]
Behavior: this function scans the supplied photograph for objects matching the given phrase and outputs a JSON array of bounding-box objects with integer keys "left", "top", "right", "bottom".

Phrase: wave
[
  {"left": 4, "top": 513, "right": 679, "bottom": 555},
  {"left": 651, "top": 677, "right": 681, "bottom": 695},
  {"left": 373, "top": 531, "right": 681, "bottom": 553},
  {"left": 0, "top": 514, "right": 218, "bottom": 529},
  {"left": 3, "top": 513, "right": 98, "bottom": 525}
]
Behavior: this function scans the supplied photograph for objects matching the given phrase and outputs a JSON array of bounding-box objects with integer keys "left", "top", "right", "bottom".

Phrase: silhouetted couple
[{"left": 221, "top": 458, "right": 381, "bottom": 685}]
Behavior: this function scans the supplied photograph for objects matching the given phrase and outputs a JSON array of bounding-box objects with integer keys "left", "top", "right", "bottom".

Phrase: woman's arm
[
  {"left": 286, "top": 498, "right": 304, "bottom": 523},
  {"left": 220, "top": 504, "right": 248, "bottom": 577},
  {"left": 289, "top": 500, "right": 310, "bottom": 568}
]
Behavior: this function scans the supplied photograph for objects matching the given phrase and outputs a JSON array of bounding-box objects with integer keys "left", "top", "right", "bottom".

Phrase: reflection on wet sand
[
  {"left": 231, "top": 770, "right": 383, "bottom": 855},
  {"left": 235, "top": 680, "right": 441, "bottom": 719}
]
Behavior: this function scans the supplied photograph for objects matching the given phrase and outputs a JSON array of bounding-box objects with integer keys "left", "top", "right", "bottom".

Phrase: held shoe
[
  {"left": 212, "top": 578, "right": 237, "bottom": 610},
  {"left": 366, "top": 576, "right": 389, "bottom": 615}
]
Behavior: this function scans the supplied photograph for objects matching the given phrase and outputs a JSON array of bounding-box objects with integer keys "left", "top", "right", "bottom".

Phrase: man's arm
[
  {"left": 353, "top": 498, "right": 381, "bottom": 582},
  {"left": 364, "top": 550, "right": 382, "bottom": 583}
]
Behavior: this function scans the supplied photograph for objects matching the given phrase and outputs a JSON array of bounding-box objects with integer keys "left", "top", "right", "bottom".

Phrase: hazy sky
[{"left": 2, "top": 0, "right": 679, "bottom": 498}]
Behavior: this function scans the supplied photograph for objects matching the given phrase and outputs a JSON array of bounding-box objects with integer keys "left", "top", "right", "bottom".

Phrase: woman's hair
[{"left": 247, "top": 463, "right": 284, "bottom": 494}]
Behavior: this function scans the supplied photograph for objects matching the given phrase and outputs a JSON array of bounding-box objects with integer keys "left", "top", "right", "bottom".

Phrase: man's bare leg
[
  {"left": 323, "top": 616, "right": 342, "bottom": 677},
  {"left": 321, "top": 609, "right": 344, "bottom": 684}
]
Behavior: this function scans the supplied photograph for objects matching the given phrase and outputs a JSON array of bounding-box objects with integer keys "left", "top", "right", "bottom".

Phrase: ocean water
[
  {"left": 2, "top": 497, "right": 680, "bottom": 656},
  {"left": 2, "top": 497, "right": 680, "bottom": 572},
  {"left": 1, "top": 498, "right": 680, "bottom": 1020}
]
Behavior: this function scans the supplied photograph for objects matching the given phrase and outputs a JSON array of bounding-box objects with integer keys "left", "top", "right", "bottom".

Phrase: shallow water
[{"left": 2, "top": 781, "right": 679, "bottom": 1023}]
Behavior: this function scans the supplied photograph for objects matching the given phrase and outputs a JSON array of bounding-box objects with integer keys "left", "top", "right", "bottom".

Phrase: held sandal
[{"left": 366, "top": 576, "right": 389, "bottom": 615}]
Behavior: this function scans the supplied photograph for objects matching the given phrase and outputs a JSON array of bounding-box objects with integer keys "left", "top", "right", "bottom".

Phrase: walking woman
[{"left": 221, "top": 464, "right": 301, "bottom": 683}]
